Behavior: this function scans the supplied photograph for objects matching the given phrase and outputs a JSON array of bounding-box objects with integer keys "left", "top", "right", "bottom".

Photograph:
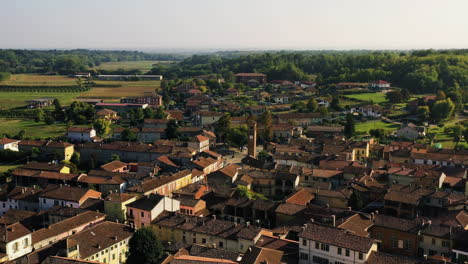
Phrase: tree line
[
  {"left": 148, "top": 50, "right": 467, "bottom": 95},
  {"left": 0, "top": 49, "right": 184, "bottom": 74}
]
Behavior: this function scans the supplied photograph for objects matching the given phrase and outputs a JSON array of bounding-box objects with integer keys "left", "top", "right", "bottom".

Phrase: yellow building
[
  {"left": 104, "top": 193, "right": 138, "bottom": 223},
  {"left": 152, "top": 212, "right": 270, "bottom": 254},
  {"left": 66, "top": 221, "right": 133, "bottom": 264}
]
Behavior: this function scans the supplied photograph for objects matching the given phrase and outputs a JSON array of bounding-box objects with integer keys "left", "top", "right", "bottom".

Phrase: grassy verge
[{"left": 0, "top": 118, "right": 66, "bottom": 139}]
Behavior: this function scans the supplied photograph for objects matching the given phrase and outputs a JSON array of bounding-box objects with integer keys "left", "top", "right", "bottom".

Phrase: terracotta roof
[
  {"left": 32, "top": 211, "right": 106, "bottom": 244},
  {"left": 12, "top": 168, "right": 78, "bottom": 181},
  {"left": 105, "top": 193, "right": 136, "bottom": 203},
  {"left": 300, "top": 222, "right": 375, "bottom": 253},
  {"left": 195, "top": 135, "right": 210, "bottom": 142},
  {"left": 67, "top": 127, "right": 94, "bottom": 133},
  {"left": 240, "top": 246, "right": 283, "bottom": 264},
  {"left": 76, "top": 175, "right": 125, "bottom": 185},
  {"left": 275, "top": 203, "right": 306, "bottom": 216},
  {"left": 307, "top": 126, "right": 344, "bottom": 133},
  {"left": 170, "top": 255, "right": 237, "bottom": 264},
  {"left": 127, "top": 170, "right": 191, "bottom": 193},
  {"left": 312, "top": 169, "right": 343, "bottom": 178},
  {"left": 100, "top": 160, "right": 128, "bottom": 172},
  {"left": 366, "top": 251, "right": 421, "bottom": 264},
  {"left": 21, "top": 162, "right": 68, "bottom": 172},
  {"left": 372, "top": 215, "right": 420, "bottom": 232},
  {"left": 42, "top": 256, "right": 106, "bottom": 264},
  {"left": 0, "top": 138, "right": 20, "bottom": 144},
  {"left": 384, "top": 185, "right": 433, "bottom": 205},
  {"left": 156, "top": 155, "right": 180, "bottom": 168},
  {"left": 67, "top": 221, "right": 133, "bottom": 259},
  {"left": 40, "top": 185, "right": 101, "bottom": 203},
  {"left": 217, "top": 164, "right": 240, "bottom": 178},
  {"left": 234, "top": 73, "right": 267, "bottom": 77},
  {"left": 0, "top": 222, "right": 31, "bottom": 243},
  {"left": 144, "top": 118, "right": 170, "bottom": 124},
  {"left": 338, "top": 213, "right": 373, "bottom": 237},
  {"left": 285, "top": 189, "right": 314, "bottom": 205}
]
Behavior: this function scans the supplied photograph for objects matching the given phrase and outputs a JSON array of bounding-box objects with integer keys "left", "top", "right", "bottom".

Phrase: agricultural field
[
  {"left": 0, "top": 74, "right": 160, "bottom": 108},
  {"left": 355, "top": 120, "right": 399, "bottom": 135},
  {"left": 344, "top": 93, "right": 388, "bottom": 104},
  {"left": 0, "top": 118, "right": 66, "bottom": 139},
  {"left": 90, "top": 60, "right": 173, "bottom": 72},
  {"left": 2, "top": 74, "right": 76, "bottom": 86}
]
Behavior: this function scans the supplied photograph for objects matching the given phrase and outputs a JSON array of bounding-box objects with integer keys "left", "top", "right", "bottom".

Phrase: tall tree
[
  {"left": 165, "top": 119, "right": 179, "bottom": 139},
  {"left": 431, "top": 98, "right": 455, "bottom": 120},
  {"left": 344, "top": 113, "right": 355, "bottom": 138},
  {"left": 215, "top": 114, "right": 231, "bottom": 143},
  {"left": 126, "top": 227, "right": 164, "bottom": 264},
  {"left": 93, "top": 119, "right": 112, "bottom": 138},
  {"left": 306, "top": 98, "right": 318, "bottom": 112},
  {"left": 259, "top": 110, "right": 273, "bottom": 143}
]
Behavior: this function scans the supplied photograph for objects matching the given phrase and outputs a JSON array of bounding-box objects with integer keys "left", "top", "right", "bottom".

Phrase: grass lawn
[
  {"left": 344, "top": 93, "right": 388, "bottom": 104},
  {"left": 91, "top": 61, "right": 173, "bottom": 73},
  {"left": 426, "top": 117, "right": 465, "bottom": 149},
  {"left": 0, "top": 118, "right": 66, "bottom": 139},
  {"left": 355, "top": 120, "right": 399, "bottom": 135}
]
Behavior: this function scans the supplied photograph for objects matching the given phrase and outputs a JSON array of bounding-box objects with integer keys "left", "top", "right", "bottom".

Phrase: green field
[
  {"left": 355, "top": 120, "right": 399, "bottom": 135},
  {"left": 91, "top": 60, "right": 173, "bottom": 72},
  {"left": 0, "top": 118, "right": 66, "bottom": 139},
  {"left": 0, "top": 74, "right": 160, "bottom": 109},
  {"left": 0, "top": 164, "right": 20, "bottom": 173},
  {"left": 344, "top": 93, "right": 388, "bottom": 104}
]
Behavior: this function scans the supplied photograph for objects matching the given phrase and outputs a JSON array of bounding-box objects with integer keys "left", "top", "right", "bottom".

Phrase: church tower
[{"left": 248, "top": 121, "right": 257, "bottom": 158}]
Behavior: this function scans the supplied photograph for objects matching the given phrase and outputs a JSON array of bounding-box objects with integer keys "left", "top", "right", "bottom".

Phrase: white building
[
  {"left": 66, "top": 127, "right": 97, "bottom": 142},
  {"left": 0, "top": 223, "right": 33, "bottom": 261},
  {"left": 188, "top": 135, "right": 210, "bottom": 152},
  {"left": 39, "top": 185, "right": 101, "bottom": 211},
  {"left": 0, "top": 138, "right": 20, "bottom": 152},
  {"left": 369, "top": 80, "right": 391, "bottom": 89},
  {"left": 299, "top": 222, "right": 377, "bottom": 264},
  {"left": 349, "top": 105, "right": 383, "bottom": 118}
]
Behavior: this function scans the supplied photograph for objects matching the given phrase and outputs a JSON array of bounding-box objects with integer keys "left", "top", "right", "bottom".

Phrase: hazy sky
[{"left": 1, "top": 0, "right": 468, "bottom": 50}]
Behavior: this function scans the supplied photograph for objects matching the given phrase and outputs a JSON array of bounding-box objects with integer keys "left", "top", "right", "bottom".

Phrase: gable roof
[
  {"left": 127, "top": 194, "right": 165, "bottom": 211},
  {"left": 299, "top": 222, "right": 375, "bottom": 253},
  {"left": 40, "top": 185, "right": 101, "bottom": 203}
]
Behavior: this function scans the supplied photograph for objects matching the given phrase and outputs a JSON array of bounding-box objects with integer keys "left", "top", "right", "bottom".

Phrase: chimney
[
  {"left": 332, "top": 215, "right": 336, "bottom": 227},
  {"left": 246, "top": 221, "right": 250, "bottom": 227},
  {"left": 213, "top": 215, "right": 216, "bottom": 220},
  {"left": 370, "top": 212, "right": 374, "bottom": 220}
]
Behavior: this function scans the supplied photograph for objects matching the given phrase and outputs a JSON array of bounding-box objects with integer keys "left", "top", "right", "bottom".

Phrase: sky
[{"left": 1, "top": 0, "right": 468, "bottom": 50}]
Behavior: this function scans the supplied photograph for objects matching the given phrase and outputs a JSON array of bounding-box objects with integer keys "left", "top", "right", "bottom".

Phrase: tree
[
  {"left": 317, "top": 106, "right": 329, "bottom": 117},
  {"left": 431, "top": 98, "right": 455, "bottom": 120},
  {"left": 52, "top": 99, "right": 64, "bottom": 121},
  {"left": 0, "top": 72, "right": 11, "bottom": 83},
  {"left": 306, "top": 98, "right": 318, "bottom": 112},
  {"left": 71, "top": 151, "right": 81, "bottom": 166},
  {"left": 215, "top": 114, "right": 231, "bottom": 143},
  {"left": 330, "top": 96, "right": 342, "bottom": 111},
  {"left": 93, "top": 119, "right": 112, "bottom": 138},
  {"left": 121, "top": 128, "right": 137, "bottom": 142},
  {"left": 126, "top": 227, "right": 164, "bottom": 264},
  {"left": 227, "top": 126, "right": 248, "bottom": 148},
  {"left": 257, "top": 150, "right": 271, "bottom": 162},
  {"left": 143, "top": 107, "right": 154, "bottom": 119},
  {"left": 259, "top": 110, "right": 273, "bottom": 143},
  {"left": 369, "top": 128, "right": 388, "bottom": 141},
  {"left": 417, "top": 106, "right": 430, "bottom": 121},
  {"left": 165, "top": 119, "right": 179, "bottom": 139},
  {"left": 436, "top": 90, "right": 447, "bottom": 100},
  {"left": 386, "top": 91, "right": 404, "bottom": 103},
  {"left": 344, "top": 113, "right": 355, "bottom": 138},
  {"left": 349, "top": 190, "right": 364, "bottom": 210},
  {"left": 35, "top": 109, "right": 45, "bottom": 122},
  {"left": 154, "top": 107, "right": 166, "bottom": 119},
  {"left": 111, "top": 154, "right": 120, "bottom": 161},
  {"left": 44, "top": 115, "right": 55, "bottom": 125}
]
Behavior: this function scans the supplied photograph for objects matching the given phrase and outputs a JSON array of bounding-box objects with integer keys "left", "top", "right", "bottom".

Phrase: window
[
  {"left": 431, "top": 238, "right": 436, "bottom": 245},
  {"left": 345, "top": 249, "right": 350, "bottom": 257},
  {"left": 219, "top": 242, "right": 223, "bottom": 248},
  {"left": 141, "top": 212, "right": 144, "bottom": 217},
  {"left": 112, "top": 254, "right": 115, "bottom": 260},
  {"left": 103, "top": 258, "right": 106, "bottom": 263},
  {"left": 193, "top": 238, "right": 196, "bottom": 243},
  {"left": 302, "top": 239, "right": 307, "bottom": 246},
  {"left": 337, "top": 247, "right": 342, "bottom": 255},
  {"left": 54, "top": 200, "right": 59, "bottom": 206},
  {"left": 315, "top": 242, "right": 320, "bottom": 249},
  {"left": 376, "top": 233, "right": 383, "bottom": 240},
  {"left": 13, "top": 242, "right": 19, "bottom": 252},
  {"left": 404, "top": 240, "right": 412, "bottom": 250},
  {"left": 202, "top": 238, "right": 206, "bottom": 243},
  {"left": 358, "top": 253, "right": 363, "bottom": 260},
  {"left": 442, "top": 240, "right": 449, "bottom": 247},
  {"left": 429, "top": 250, "right": 437, "bottom": 256},
  {"left": 43, "top": 199, "right": 46, "bottom": 204},
  {"left": 300, "top": 253, "right": 308, "bottom": 260},
  {"left": 312, "top": 256, "right": 329, "bottom": 264},
  {"left": 391, "top": 238, "right": 398, "bottom": 248},
  {"left": 321, "top": 243, "right": 329, "bottom": 251}
]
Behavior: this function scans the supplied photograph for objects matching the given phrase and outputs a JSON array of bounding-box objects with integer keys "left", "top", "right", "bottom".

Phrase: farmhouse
[
  {"left": 369, "top": 80, "right": 391, "bottom": 89},
  {"left": 234, "top": 73, "right": 267, "bottom": 86}
]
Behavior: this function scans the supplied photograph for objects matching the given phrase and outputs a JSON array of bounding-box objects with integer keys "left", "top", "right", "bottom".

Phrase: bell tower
[{"left": 248, "top": 121, "right": 257, "bottom": 158}]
